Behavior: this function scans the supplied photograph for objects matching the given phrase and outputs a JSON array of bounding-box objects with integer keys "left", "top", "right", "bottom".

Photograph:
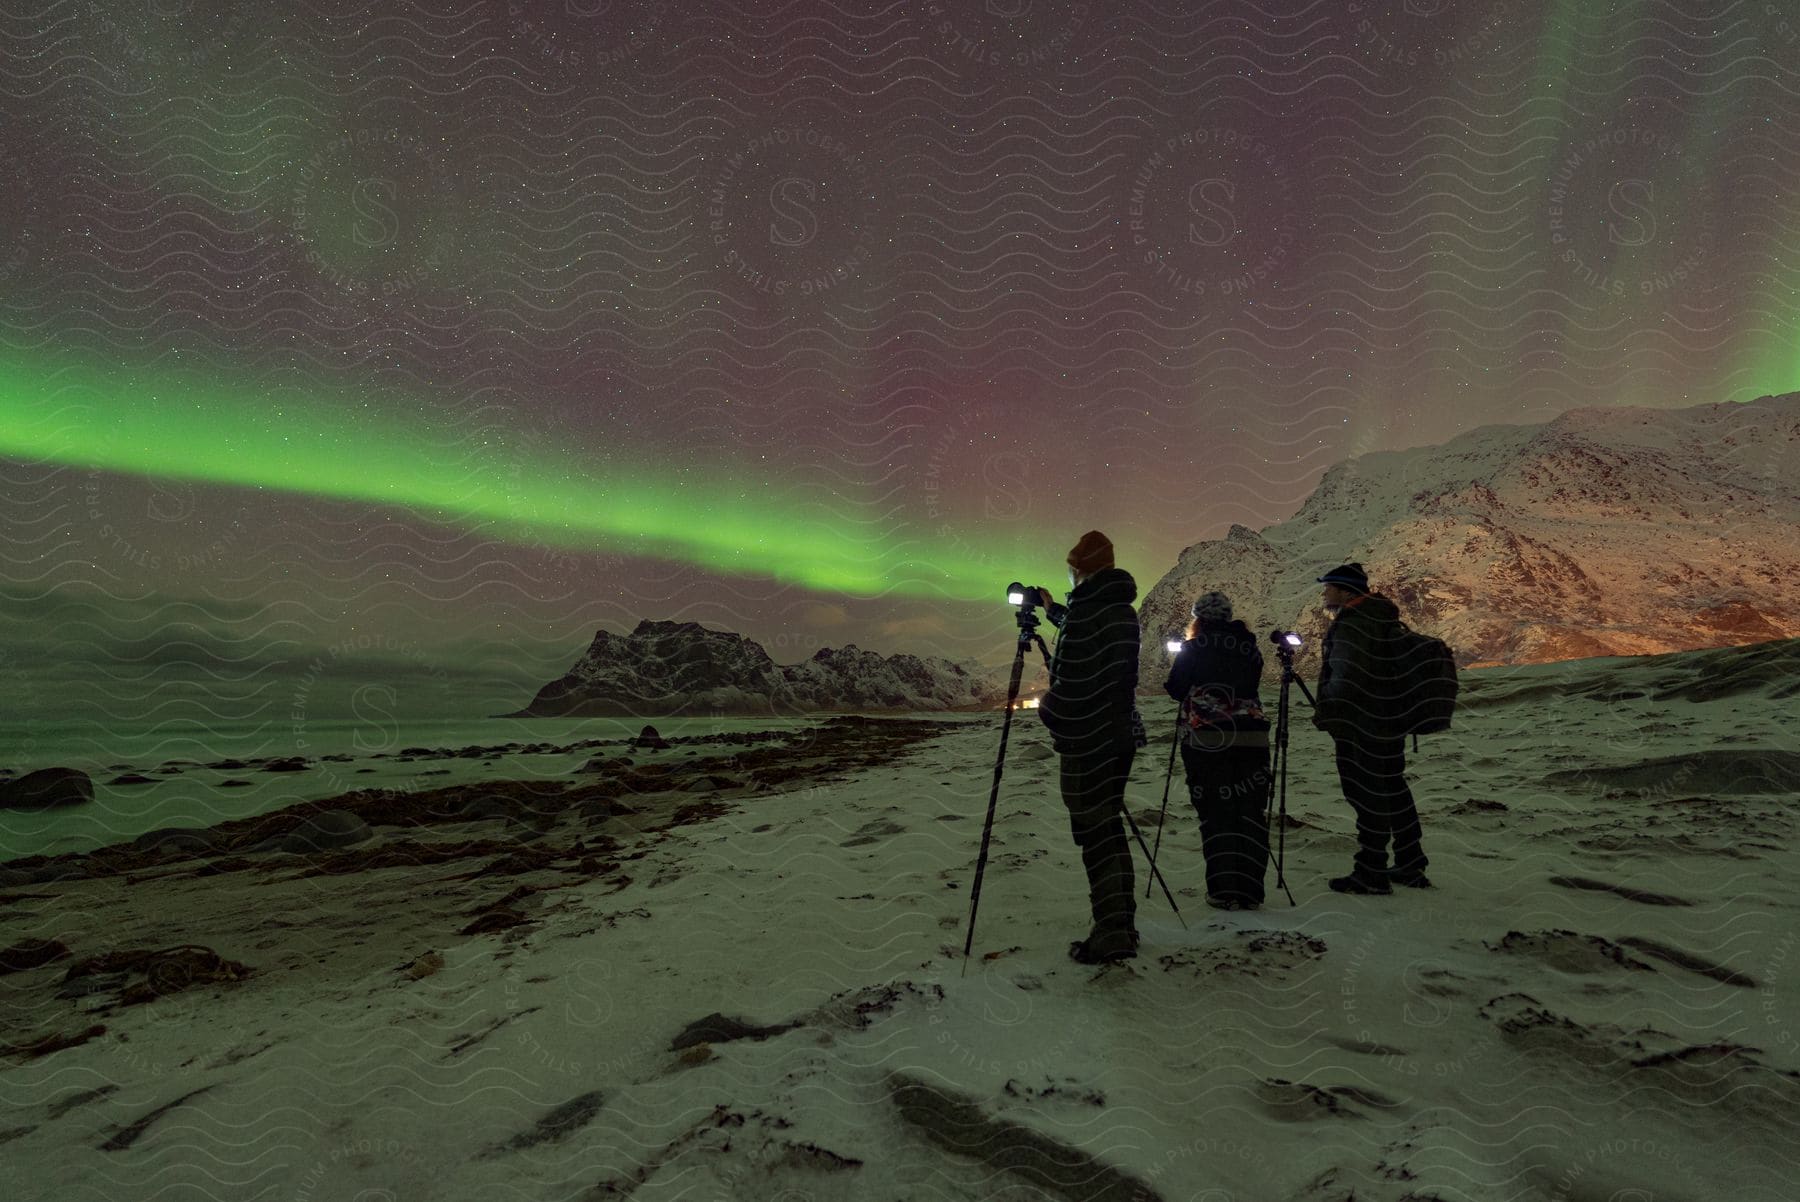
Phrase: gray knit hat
[{"left": 1190, "top": 591, "right": 1233, "bottom": 622}]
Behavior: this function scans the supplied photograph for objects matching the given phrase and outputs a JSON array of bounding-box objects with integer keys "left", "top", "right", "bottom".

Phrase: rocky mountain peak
[{"left": 1143, "top": 392, "right": 1800, "bottom": 680}]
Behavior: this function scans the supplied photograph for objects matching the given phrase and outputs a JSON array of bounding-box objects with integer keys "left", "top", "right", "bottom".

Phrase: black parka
[
  {"left": 1315, "top": 592, "right": 1406, "bottom": 739},
  {"left": 1163, "top": 620, "right": 1269, "bottom": 749},
  {"left": 1038, "top": 567, "right": 1140, "bottom": 756}
]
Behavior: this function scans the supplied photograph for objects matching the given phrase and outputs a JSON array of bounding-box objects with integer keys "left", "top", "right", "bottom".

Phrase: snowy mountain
[
  {"left": 509, "top": 620, "right": 1008, "bottom": 717},
  {"left": 1141, "top": 392, "right": 1800, "bottom": 679},
  {"left": 780, "top": 643, "right": 1007, "bottom": 712}
]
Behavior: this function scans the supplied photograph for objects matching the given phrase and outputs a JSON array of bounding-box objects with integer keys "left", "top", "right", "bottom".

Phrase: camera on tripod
[
  {"left": 1006, "top": 583, "right": 1054, "bottom": 636},
  {"left": 1006, "top": 582, "right": 1049, "bottom": 610}
]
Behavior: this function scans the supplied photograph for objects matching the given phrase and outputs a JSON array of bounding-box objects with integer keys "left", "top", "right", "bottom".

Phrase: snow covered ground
[{"left": 2, "top": 641, "right": 1796, "bottom": 1202}]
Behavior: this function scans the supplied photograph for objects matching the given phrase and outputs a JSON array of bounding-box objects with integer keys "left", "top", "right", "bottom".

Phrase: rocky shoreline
[
  {"left": 0, "top": 718, "right": 920, "bottom": 870},
  {"left": 0, "top": 715, "right": 965, "bottom": 1072}
]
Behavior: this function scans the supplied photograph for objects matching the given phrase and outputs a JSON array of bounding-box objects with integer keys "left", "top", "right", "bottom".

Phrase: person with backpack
[
  {"left": 1162, "top": 591, "right": 1271, "bottom": 911},
  {"left": 1035, "top": 530, "right": 1143, "bottom": 963},
  {"left": 1312, "top": 562, "right": 1432, "bottom": 894}
]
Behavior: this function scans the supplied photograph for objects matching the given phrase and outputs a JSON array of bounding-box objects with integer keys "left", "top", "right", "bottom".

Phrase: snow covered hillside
[{"left": 1140, "top": 393, "right": 1800, "bottom": 681}]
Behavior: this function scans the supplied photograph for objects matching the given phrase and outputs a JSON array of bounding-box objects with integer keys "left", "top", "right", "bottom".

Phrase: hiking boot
[
  {"left": 1205, "top": 894, "right": 1241, "bottom": 912},
  {"left": 1328, "top": 872, "right": 1392, "bottom": 896},
  {"left": 1069, "top": 926, "right": 1139, "bottom": 964},
  {"left": 1388, "top": 870, "right": 1433, "bottom": 889}
]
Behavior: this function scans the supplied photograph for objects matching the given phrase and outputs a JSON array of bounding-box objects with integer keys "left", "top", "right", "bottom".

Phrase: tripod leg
[
  {"left": 1263, "top": 671, "right": 1298, "bottom": 908},
  {"left": 1275, "top": 673, "right": 1297, "bottom": 907},
  {"left": 1275, "top": 746, "right": 1296, "bottom": 907},
  {"left": 1119, "top": 802, "right": 1187, "bottom": 930},
  {"left": 960, "top": 634, "right": 1030, "bottom": 976},
  {"left": 1146, "top": 719, "right": 1179, "bottom": 899}
]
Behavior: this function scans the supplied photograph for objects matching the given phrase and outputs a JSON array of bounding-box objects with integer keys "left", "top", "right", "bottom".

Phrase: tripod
[
  {"left": 961, "top": 601, "right": 1047, "bottom": 976},
  {"left": 1145, "top": 712, "right": 1180, "bottom": 899},
  {"left": 962, "top": 596, "right": 1184, "bottom": 974},
  {"left": 1264, "top": 632, "right": 1313, "bottom": 907}
]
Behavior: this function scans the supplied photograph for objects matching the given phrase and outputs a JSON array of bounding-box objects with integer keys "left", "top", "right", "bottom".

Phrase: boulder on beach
[
  {"left": 453, "top": 795, "right": 517, "bottom": 823},
  {"left": 131, "top": 826, "right": 222, "bottom": 856},
  {"left": 0, "top": 861, "right": 87, "bottom": 887},
  {"left": 0, "top": 768, "right": 95, "bottom": 811},
  {"left": 263, "top": 757, "right": 310, "bottom": 773},
  {"left": 0, "top": 938, "right": 72, "bottom": 975},
  {"left": 276, "top": 810, "right": 373, "bottom": 853},
  {"left": 631, "top": 725, "right": 672, "bottom": 750}
]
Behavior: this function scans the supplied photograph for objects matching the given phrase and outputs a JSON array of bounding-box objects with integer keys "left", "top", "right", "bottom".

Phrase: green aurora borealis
[
  {"left": 1, "top": 0, "right": 1798, "bottom": 682},
  {"left": 0, "top": 349, "right": 1047, "bottom": 598}
]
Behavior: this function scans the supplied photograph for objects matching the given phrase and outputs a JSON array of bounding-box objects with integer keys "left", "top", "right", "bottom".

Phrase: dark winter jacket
[
  {"left": 1163, "top": 620, "right": 1270, "bottom": 750},
  {"left": 1038, "top": 567, "right": 1140, "bottom": 757},
  {"left": 1314, "top": 592, "right": 1408, "bottom": 740}
]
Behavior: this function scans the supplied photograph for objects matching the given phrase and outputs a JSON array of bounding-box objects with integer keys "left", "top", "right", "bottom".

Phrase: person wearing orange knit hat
[{"left": 1034, "top": 530, "right": 1143, "bottom": 964}]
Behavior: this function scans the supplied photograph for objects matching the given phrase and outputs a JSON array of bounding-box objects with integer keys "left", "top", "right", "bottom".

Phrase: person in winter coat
[
  {"left": 1036, "top": 530, "right": 1142, "bottom": 963},
  {"left": 1312, "top": 562, "right": 1431, "bottom": 894},
  {"left": 1162, "top": 591, "right": 1271, "bottom": 910}
]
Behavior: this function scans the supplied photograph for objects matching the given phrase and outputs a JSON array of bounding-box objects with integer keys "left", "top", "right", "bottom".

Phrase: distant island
[{"left": 506, "top": 620, "right": 1010, "bottom": 718}]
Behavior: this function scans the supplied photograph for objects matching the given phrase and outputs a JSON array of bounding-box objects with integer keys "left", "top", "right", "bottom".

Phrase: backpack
[{"left": 1390, "top": 623, "right": 1458, "bottom": 736}]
